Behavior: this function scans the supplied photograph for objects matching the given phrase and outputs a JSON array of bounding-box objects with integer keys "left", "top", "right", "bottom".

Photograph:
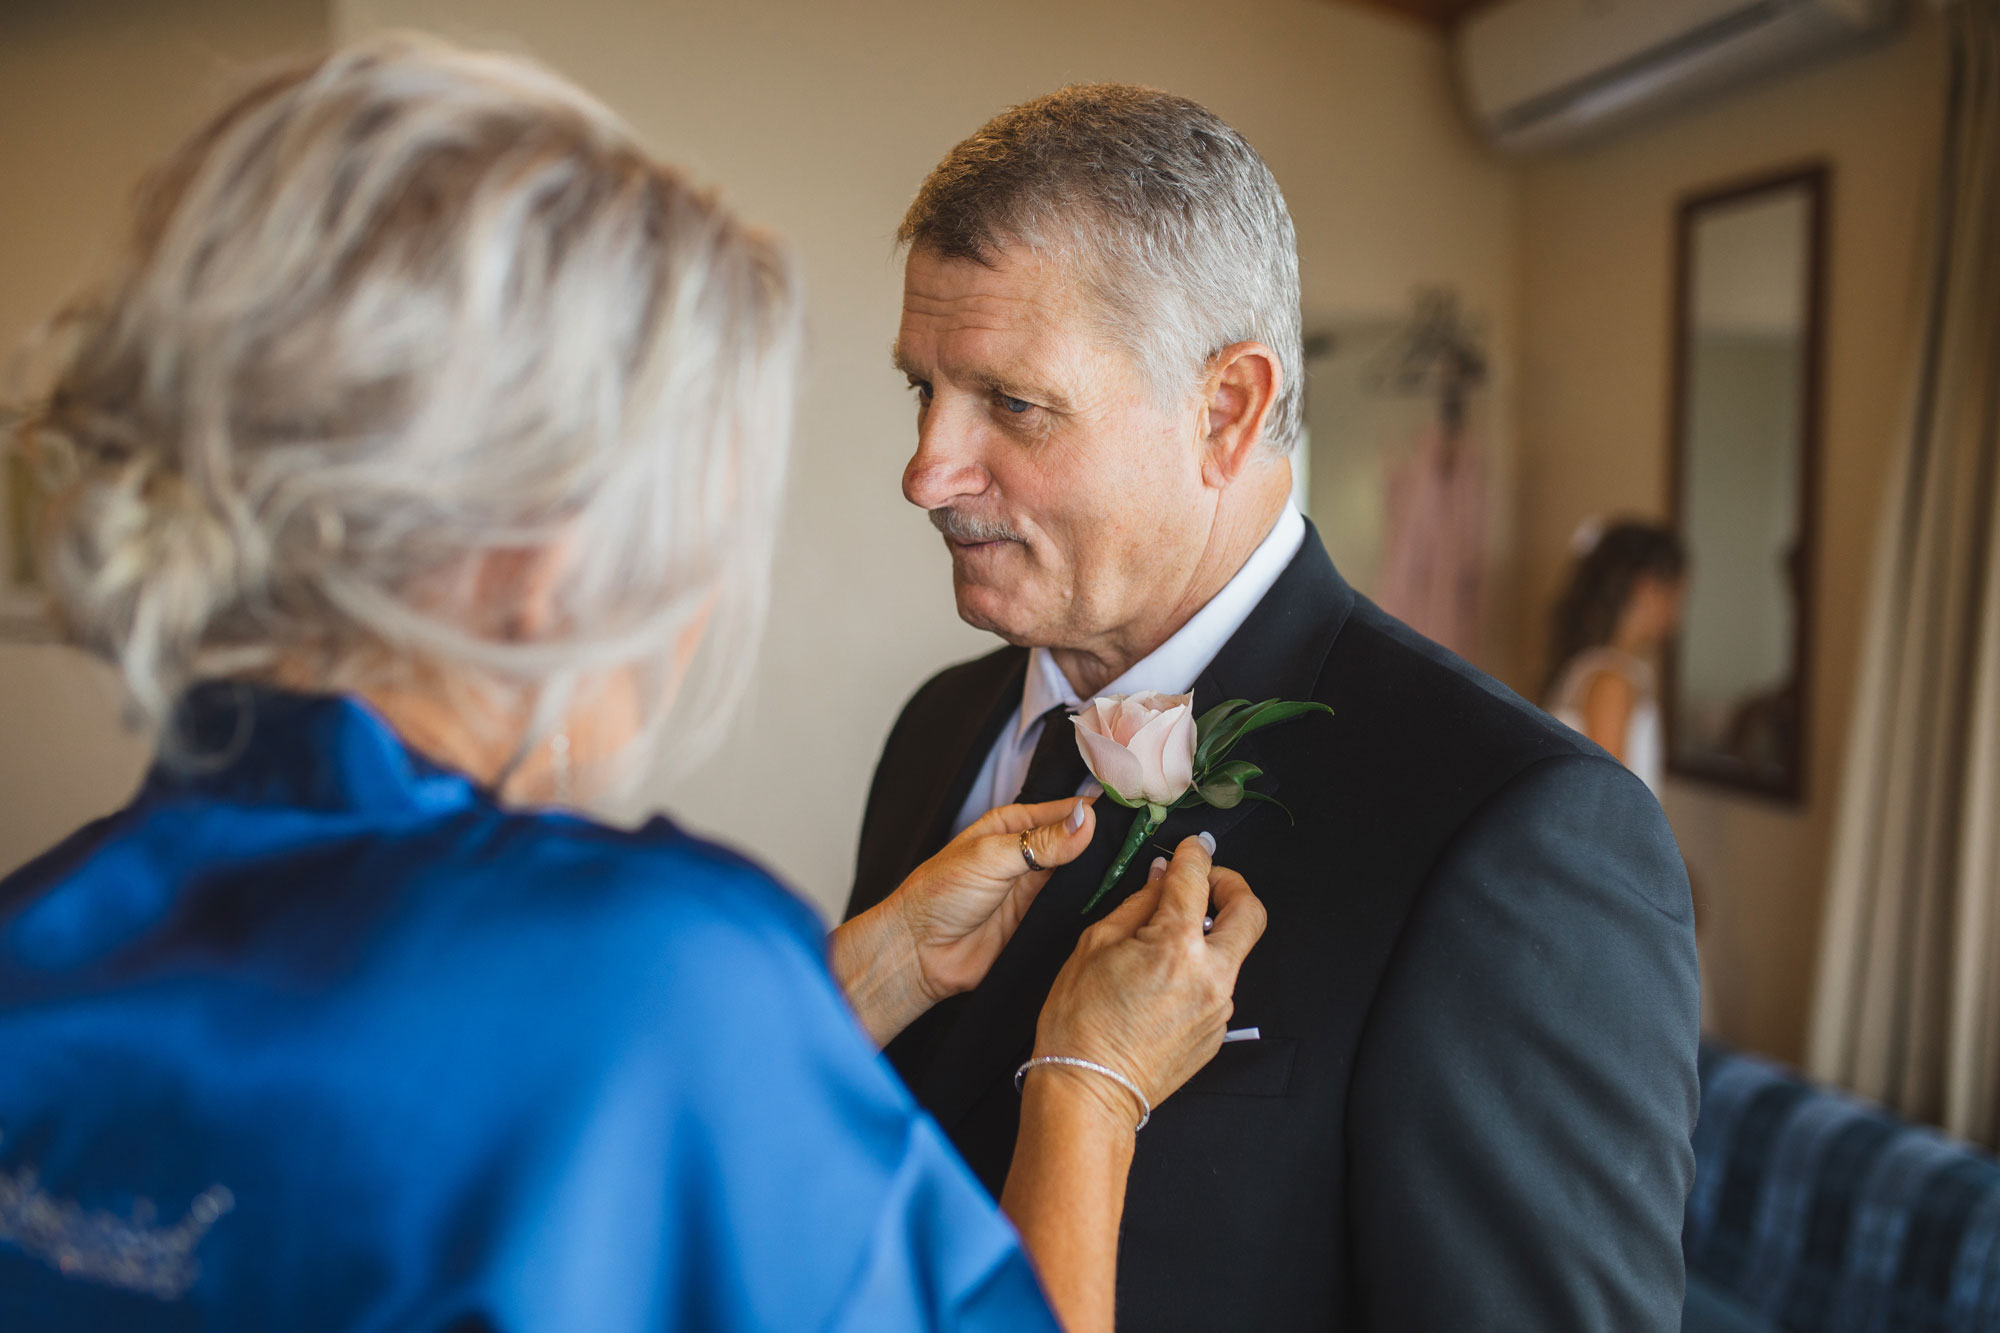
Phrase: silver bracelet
[{"left": 1014, "top": 1055, "right": 1152, "bottom": 1131}]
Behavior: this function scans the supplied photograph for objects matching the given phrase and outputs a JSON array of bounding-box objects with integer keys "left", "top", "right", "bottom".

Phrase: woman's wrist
[
  {"left": 1003, "top": 1065, "right": 1136, "bottom": 1333},
  {"left": 1019, "top": 1057, "right": 1147, "bottom": 1141},
  {"left": 827, "top": 893, "right": 934, "bottom": 1047}
]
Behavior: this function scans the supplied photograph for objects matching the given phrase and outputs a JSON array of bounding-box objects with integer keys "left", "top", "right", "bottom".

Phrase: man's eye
[
  {"left": 1000, "top": 395, "right": 1032, "bottom": 414},
  {"left": 908, "top": 379, "right": 933, "bottom": 403}
]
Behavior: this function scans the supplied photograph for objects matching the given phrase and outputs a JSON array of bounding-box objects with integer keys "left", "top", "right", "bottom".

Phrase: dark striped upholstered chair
[{"left": 1683, "top": 1043, "right": 2000, "bottom": 1332}]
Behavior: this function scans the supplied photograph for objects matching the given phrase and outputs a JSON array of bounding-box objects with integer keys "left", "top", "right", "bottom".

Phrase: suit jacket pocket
[{"left": 1180, "top": 1037, "right": 1296, "bottom": 1098}]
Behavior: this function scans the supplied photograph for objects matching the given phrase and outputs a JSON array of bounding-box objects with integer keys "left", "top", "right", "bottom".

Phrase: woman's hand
[
  {"left": 901, "top": 797, "right": 1100, "bottom": 1000},
  {"left": 830, "top": 797, "right": 1097, "bottom": 1046},
  {"left": 1030, "top": 835, "right": 1267, "bottom": 1121},
  {"left": 1000, "top": 836, "right": 1266, "bottom": 1333}
]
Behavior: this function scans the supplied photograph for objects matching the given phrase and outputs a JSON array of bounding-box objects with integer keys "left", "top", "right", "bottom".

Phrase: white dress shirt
[{"left": 951, "top": 505, "right": 1309, "bottom": 835}]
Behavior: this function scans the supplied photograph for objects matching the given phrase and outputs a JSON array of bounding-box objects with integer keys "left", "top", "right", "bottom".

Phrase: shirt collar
[
  {"left": 1016, "top": 505, "right": 1308, "bottom": 741},
  {"left": 146, "top": 683, "right": 481, "bottom": 816}
]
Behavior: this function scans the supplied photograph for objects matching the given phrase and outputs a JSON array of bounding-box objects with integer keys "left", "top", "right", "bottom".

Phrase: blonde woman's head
[{"left": 15, "top": 34, "right": 801, "bottom": 795}]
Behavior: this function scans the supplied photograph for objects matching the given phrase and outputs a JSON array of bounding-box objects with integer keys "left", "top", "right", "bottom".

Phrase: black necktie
[{"left": 1015, "top": 703, "right": 1092, "bottom": 806}]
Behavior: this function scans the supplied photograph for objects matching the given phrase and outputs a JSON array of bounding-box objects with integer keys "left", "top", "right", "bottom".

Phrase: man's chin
[{"left": 950, "top": 572, "right": 1046, "bottom": 647}]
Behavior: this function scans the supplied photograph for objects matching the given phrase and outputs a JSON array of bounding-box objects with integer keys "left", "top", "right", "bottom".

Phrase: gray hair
[
  {"left": 12, "top": 34, "right": 801, "bottom": 784},
  {"left": 899, "top": 84, "right": 1303, "bottom": 453}
]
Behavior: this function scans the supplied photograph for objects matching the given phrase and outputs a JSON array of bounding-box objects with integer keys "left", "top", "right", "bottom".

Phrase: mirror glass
[{"left": 1669, "top": 168, "right": 1824, "bottom": 801}]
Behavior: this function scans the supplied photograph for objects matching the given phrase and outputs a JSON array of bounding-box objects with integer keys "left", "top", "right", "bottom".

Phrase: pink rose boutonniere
[{"left": 1072, "top": 692, "right": 1333, "bottom": 912}]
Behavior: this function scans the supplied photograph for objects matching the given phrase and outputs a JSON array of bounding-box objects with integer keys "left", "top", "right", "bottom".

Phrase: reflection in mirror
[{"left": 1668, "top": 166, "right": 1825, "bottom": 801}]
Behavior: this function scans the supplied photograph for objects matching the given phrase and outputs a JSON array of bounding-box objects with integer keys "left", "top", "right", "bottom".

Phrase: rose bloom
[{"left": 1072, "top": 692, "right": 1197, "bottom": 808}]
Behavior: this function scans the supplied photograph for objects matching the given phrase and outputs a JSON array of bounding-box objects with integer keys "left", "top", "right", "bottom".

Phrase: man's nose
[{"left": 902, "top": 409, "right": 989, "bottom": 511}]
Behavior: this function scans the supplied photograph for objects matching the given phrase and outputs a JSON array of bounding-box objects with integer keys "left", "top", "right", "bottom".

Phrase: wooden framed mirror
[{"left": 1665, "top": 164, "right": 1827, "bottom": 803}]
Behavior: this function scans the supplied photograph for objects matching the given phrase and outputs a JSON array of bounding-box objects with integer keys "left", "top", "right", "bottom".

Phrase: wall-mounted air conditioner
[{"left": 1456, "top": 0, "right": 1900, "bottom": 153}]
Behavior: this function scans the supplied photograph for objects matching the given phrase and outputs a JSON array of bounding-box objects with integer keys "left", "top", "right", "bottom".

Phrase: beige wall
[
  {"left": 1512, "top": 15, "right": 1949, "bottom": 1063},
  {"left": 0, "top": 0, "right": 328, "bottom": 874}
]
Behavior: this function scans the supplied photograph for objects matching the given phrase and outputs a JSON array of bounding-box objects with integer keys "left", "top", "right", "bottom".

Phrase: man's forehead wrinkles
[
  {"left": 923, "top": 318, "right": 1033, "bottom": 341},
  {"left": 895, "top": 252, "right": 1095, "bottom": 398},
  {"left": 899, "top": 310, "right": 1053, "bottom": 366},
  {"left": 900, "top": 291, "right": 1048, "bottom": 327},
  {"left": 911, "top": 322, "right": 1056, "bottom": 372},
  {"left": 894, "top": 322, "right": 1038, "bottom": 374}
]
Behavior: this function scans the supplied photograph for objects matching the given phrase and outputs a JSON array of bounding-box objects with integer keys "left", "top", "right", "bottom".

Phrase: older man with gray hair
[{"left": 847, "top": 84, "right": 1699, "bottom": 1330}]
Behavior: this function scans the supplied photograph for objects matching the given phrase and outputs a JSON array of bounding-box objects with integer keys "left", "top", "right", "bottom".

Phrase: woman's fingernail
[
  {"left": 1067, "top": 802, "right": 1087, "bottom": 832},
  {"left": 1148, "top": 856, "right": 1169, "bottom": 880},
  {"left": 1197, "top": 831, "right": 1217, "bottom": 856},
  {"left": 1203, "top": 916, "right": 1215, "bottom": 934}
]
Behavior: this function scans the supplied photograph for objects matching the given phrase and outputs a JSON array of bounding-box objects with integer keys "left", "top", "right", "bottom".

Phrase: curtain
[{"left": 1807, "top": 0, "right": 2000, "bottom": 1145}]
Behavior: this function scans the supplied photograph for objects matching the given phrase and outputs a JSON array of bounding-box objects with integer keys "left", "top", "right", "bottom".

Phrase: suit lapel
[
  {"left": 1200, "top": 519, "right": 1354, "bottom": 706},
  {"left": 917, "top": 654, "right": 1029, "bottom": 873},
  {"left": 915, "top": 523, "right": 1357, "bottom": 1130}
]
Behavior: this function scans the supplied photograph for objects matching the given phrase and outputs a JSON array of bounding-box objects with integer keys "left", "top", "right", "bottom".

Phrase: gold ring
[{"left": 1019, "top": 831, "right": 1045, "bottom": 873}]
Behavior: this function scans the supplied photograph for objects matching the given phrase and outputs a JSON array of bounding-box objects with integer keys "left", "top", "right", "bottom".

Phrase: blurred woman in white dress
[{"left": 1545, "top": 520, "right": 1688, "bottom": 795}]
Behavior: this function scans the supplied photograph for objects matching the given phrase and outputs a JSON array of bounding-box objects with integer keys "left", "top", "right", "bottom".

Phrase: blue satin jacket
[{"left": 0, "top": 688, "right": 1055, "bottom": 1331}]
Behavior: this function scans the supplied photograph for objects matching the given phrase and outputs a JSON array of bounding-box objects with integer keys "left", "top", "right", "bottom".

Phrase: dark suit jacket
[{"left": 847, "top": 525, "right": 1700, "bottom": 1332}]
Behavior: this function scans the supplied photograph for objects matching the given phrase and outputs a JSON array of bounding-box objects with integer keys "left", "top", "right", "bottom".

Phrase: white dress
[{"left": 1548, "top": 647, "right": 1664, "bottom": 796}]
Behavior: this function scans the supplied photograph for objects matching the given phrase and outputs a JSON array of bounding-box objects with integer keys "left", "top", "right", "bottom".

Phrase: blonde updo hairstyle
[{"left": 13, "top": 35, "right": 801, "bottom": 789}]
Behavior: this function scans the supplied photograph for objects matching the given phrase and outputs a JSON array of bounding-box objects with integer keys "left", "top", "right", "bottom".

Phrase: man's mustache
[{"left": 929, "top": 507, "right": 1026, "bottom": 544}]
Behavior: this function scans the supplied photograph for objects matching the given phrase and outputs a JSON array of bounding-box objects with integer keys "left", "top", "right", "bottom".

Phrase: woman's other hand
[
  {"left": 1000, "top": 837, "right": 1266, "bottom": 1333},
  {"left": 1030, "top": 836, "right": 1267, "bottom": 1123},
  {"left": 831, "top": 797, "right": 1096, "bottom": 1046}
]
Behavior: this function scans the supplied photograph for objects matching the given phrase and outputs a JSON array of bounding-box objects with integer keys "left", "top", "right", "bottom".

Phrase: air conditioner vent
[{"left": 1456, "top": 0, "right": 1898, "bottom": 153}]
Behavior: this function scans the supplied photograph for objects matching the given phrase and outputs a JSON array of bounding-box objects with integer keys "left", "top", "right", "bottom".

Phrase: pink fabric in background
[{"left": 1377, "top": 426, "right": 1486, "bottom": 663}]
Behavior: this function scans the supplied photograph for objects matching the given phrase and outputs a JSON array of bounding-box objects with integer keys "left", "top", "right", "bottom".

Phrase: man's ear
[{"left": 1198, "top": 341, "right": 1281, "bottom": 487}]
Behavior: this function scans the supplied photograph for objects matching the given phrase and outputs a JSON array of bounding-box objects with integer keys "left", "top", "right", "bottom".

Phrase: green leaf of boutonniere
[
  {"left": 1193, "top": 698, "right": 1253, "bottom": 743},
  {"left": 1234, "top": 699, "right": 1336, "bottom": 735},
  {"left": 1197, "top": 699, "right": 1334, "bottom": 771},
  {"left": 1192, "top": 699, "right": 1251, "bottom": 769},
  {"left": 1238, "top": 787, "right": 1298, "bottom": 824},
  {"left": 1195, "top": 759, "right": 1263, "bottom": 809}
]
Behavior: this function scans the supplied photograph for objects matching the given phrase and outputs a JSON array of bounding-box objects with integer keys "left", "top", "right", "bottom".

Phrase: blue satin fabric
[{"left": 0, "top": 688, "right": 1055, "bottom": 1331}]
